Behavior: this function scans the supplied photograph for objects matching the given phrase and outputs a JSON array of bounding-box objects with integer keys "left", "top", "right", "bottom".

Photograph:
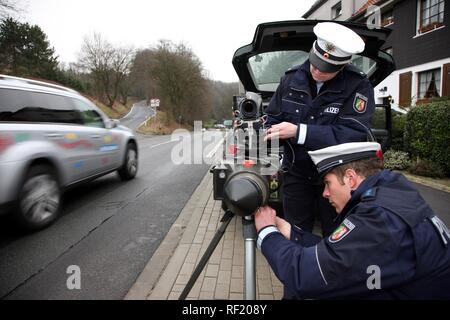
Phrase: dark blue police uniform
[
  {"left": 265, "top": 60, "right": 375, "bottom": 236},
  {"left": 259, "top": 170, "right": 450, "bottom": 299}
]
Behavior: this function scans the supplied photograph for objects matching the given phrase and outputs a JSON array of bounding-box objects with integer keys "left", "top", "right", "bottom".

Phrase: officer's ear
[{"left": 344, "top": 169, "right": 359, "bottom": 190}]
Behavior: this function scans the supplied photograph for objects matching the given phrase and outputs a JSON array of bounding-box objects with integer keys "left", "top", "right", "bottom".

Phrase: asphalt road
[
  {"left": 0, "top": 103, "right": 223, "bottom": 300},
  {"left": 413, "top": 183, "right": 450, "bottom": 226},
  {"left": 120, "top": 101, "right": 156, "bottom": 129}
]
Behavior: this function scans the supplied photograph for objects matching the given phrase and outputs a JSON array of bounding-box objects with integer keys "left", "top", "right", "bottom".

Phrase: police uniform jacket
[
  {"left": 265, "top": 60, "right": 375, "bottom": 179},
  {"left": 259, "top": 170, "right": 450, "bottom": 299}
]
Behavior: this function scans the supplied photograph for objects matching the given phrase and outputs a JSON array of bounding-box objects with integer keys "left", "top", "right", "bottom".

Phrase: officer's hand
[
  {"left": 275, "top": 217, "right": 292, "bottom": 240},
  {"left": 254, "top": 206, "right": 277, "bottom": 233},
  {"left": 265, "top": 122, "right": 298, "bottom": 141}
]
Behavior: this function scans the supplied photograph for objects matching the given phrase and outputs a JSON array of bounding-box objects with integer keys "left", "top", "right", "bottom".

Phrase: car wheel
[
  {"left": 118, "top": 143, "right": 138, "bottom": 181},
  {"left": 15, "top": 165, "right": 61, "bottom": 231}
]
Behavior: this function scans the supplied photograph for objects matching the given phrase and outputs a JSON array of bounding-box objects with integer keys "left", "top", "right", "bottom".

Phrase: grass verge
[{"left": 137, "top": 111, "right": 191, "bottom": 135}]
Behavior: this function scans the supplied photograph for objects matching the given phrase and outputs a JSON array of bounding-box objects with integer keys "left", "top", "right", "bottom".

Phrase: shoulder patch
[
  {"left": 329, "top": 219, "right": 356, "bottom": 243},
  {"left": 361, "top": 188, "right": 377, "bottom": 202},
  {"left": 353, "top": 93, "right": 368, "bottom": 114}
]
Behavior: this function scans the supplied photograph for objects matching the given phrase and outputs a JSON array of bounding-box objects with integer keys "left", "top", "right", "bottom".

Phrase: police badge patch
[
  {"left": 329, "top": 219, "right": 356, "bottom": 243},
  {"left": 353, "top": 93, "right": 368, "bottom": 114}
]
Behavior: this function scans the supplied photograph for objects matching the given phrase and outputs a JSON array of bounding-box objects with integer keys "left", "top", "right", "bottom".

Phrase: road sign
[{"left": 150, "top": 99, "right": 160, "bottom": 108}]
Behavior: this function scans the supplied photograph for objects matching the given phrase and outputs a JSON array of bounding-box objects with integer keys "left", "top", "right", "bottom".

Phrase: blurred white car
[{"left": 0, "top": 75, "right": 139, "bottom": 231}]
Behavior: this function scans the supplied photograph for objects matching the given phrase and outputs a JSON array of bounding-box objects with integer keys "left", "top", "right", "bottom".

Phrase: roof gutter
[{"left": 302, "top": 0, "right": 327, "bottom": 19}]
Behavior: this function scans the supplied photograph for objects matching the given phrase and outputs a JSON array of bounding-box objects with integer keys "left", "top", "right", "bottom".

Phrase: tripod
[{"left": 179, "top": 210, "right": 258, "bottom": 300}]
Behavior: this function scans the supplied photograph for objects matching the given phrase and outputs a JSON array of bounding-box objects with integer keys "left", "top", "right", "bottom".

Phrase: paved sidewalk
[{"left": 125, "top": 172, "right": 283, "bottom": 300}]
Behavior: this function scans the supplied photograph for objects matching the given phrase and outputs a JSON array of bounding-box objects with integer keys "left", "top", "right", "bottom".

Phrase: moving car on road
[{"left": 0, "top": 75, "right": 139, "bottom": 231}]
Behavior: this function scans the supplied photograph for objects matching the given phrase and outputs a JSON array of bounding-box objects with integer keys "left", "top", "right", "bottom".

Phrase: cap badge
[
  {"left": 353, "top": 93, "right": 369, "bottom": 114},
  {"left": 325, "top": 42, "right": 336, "bottom": 53}
]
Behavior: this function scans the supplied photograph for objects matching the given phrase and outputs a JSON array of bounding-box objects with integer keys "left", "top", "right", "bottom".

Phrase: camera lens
[
  {"left": 240, "top": 100, "right": 258, "bottom": 120},
  {"left": 223, "top": 171, "right": 269, "bottom": 217}
]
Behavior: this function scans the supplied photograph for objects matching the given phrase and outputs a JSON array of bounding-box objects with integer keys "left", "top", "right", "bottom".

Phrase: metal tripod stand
[{"left": 179, "top": 210, "right": 258, "bottom": 300}]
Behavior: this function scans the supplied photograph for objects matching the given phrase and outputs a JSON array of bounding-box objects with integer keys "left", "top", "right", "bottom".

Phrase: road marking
[
  {"left": 121, "top": 103, "right": 139, "bottom": 120},
  {"left": 206, "top": 139, "right": 225, "bottom": 159},
  {"left": 137, "top": 107, "right": 156, "bottom": 128},
  {"left": 205, "top": 131, "right": 230, "bottom": 159},
  {"left": 146, "top": 140, "right": 178, "bottom": 150}
]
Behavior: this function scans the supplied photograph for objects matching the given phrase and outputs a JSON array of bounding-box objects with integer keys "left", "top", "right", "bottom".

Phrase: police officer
[
  {"left": 255, "top": 142, "right": 450, "bottom": 299},
  {"left": 265, "top": 22, "right": 374, "bottom": 237}
]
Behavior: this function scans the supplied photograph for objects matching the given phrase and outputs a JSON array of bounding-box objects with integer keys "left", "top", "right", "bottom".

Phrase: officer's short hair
[{"left": 330, "top": 157, "right": 384, "bottom": 184}]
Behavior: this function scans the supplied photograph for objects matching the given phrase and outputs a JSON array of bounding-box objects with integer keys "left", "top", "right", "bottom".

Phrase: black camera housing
[{"left": 212, "top": 92, "right": 283, "bottom": 217}]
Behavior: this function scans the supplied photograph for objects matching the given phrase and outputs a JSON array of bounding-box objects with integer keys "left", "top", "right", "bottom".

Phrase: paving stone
[
  {"left": 230, "top": 278, "right": 244, "bottom": 293},
  {"left": 201, "top": 277, "right": 217, "bottom": 293}
]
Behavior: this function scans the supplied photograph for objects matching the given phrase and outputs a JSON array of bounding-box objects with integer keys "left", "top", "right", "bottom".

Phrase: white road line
[
  {"left": 146, "top": 140, "right": 178, "bottom": 150},
  {"left": 137, "top": 107, "right": 156, "bottom": 129},
  {"left": 138, "top": 119, "right": 148, "bottom": 129},
  {"left": 206, "top": 131, "right": 231, "bottom": 158},
  {"left": 206, "top": 140, "right": 225, "bottom": 159},
  {"left": 121, "top": 103, "right": 138, "bottom": 120}
]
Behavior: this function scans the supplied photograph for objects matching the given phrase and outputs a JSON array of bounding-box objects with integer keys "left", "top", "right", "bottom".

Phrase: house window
[
  {"left": 418, "top": 68, "right": 441, "bottom": 99},
  {"left": 419, "top": 0, "right": 445, "bottom": 33},
  {"left": 332, "top": 2, "right": 342, "bottom": 20}
]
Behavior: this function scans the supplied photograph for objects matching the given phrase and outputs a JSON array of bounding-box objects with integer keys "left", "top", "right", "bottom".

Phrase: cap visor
[{"left": 309, "top": 49, "right": 345, "bottom": 73}]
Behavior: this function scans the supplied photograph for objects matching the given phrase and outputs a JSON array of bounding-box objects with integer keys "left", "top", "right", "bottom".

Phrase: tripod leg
[
  {"left": 243, "top": 216, "right": 257, "bottom": 300},
  {"left": 179, "top": 211, "right": 234, "bottom": 300}
]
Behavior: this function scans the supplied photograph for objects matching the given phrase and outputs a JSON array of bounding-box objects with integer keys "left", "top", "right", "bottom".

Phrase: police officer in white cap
[
  {"left": 255, "top": 142, "right": 450, "bottom": 299},
  {"left": 265, "top": 22, "right": 375, "bottom": 240}
]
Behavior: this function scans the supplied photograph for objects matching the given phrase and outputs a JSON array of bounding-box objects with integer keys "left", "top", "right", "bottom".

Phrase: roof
[{"left": 302, "top": 0, "right": 327, "bottom": 18}]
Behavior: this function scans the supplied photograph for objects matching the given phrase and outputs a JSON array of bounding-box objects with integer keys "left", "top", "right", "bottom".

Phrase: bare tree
[
  {"left": 77, "top": 33, "right": 134, "bottom": 107},
  {"left": 150, "top": 40, "right": 211, "bottom": 123},
  {"left": 0, "top": 0, "right": 20, "bottom": 19},
  {"left": 129, "top": 49, "right": 154, "bottom": 100},
  {"left": 129, "top": 40, "right": 214, "bottom": 125}
]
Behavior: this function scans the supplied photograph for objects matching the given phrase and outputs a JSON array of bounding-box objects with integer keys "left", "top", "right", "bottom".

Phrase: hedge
[{"left": 404, "top": 98, "right": 450, "bottom": 175}]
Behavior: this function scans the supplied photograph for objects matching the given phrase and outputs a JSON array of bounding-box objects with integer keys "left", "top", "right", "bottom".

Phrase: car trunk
[{"left": 232, "top": 20, "right": 395, "bottom": 100}]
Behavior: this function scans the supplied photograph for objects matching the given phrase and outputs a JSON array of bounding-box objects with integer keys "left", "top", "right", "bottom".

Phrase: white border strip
[{"left": 315, "top": 246, "right": 328, "bottom": 285}]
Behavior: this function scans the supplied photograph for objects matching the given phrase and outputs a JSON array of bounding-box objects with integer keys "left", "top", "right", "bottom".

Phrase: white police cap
[
  {"left": 309, "top": 22, "right": 366, "bottom": 73},
  {"left": 309, "top": 142, "right": 382, "bottom": 175}
]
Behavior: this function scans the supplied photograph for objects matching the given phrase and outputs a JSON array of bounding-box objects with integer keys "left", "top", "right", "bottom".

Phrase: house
[{"left": 303, "top": 0, "right": 450, "bottom": 110}]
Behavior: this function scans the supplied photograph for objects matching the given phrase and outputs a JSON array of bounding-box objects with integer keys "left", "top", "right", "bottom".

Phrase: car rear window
[
  {"left": 248, "top": 50, "right": 377, "bottom": 92},
  {"left": 0, "top": 88, "right": 83, "bottom": 125}
]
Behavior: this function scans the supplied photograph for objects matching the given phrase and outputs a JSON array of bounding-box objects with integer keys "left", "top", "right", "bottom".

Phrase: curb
[
  {"left": 400, "top": 172, "right": 450, "bottom": 194},
  {"left": 125, "top": 172, "right": 212, "bottom": 300}
]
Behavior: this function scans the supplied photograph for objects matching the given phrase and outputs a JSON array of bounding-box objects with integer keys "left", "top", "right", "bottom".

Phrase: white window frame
[
  {"left": 416, "top": 0, "right": 446, "bottom": 36},
  {"left": 331, "top": 1, "right": 342, "bottom": 20},
  {"left": 417, "top": 68, "right": 442, "bottom": 100}
]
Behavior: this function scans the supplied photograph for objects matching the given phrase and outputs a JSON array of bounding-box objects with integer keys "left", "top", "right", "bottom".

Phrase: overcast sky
[{"left": 19, "top": 0, "right": 316, "bottom": 83}]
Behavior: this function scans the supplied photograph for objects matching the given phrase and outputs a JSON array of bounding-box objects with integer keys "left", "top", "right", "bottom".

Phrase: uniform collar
[{"left": 338, "top": 170, "right": 387, "bottom": 223}]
